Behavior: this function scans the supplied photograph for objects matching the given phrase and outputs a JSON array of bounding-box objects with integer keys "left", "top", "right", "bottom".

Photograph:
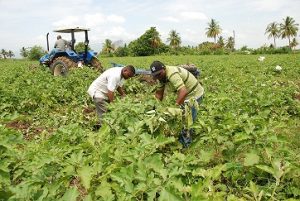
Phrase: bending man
[
  {"left": 88, "top": 65, "right": 135, "bottom": 128},
  {"left": 150, "top": 61, "right": 204, "bottom": 147}
]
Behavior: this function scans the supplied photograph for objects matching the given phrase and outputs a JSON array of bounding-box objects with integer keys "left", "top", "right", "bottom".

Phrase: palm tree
[
  {"left": 265, "top": 22, "right": 279, "bottom": 48},
  {"left": 1, "top": 49, "right": 7, "bottom": 59},
  {"left": 279, "top": 16, "right": 299, "bottom": 47},
  {"left": 226, "top": 36, "right": 235, "bottom": 51},
  {"left": 7, "top": 50, "right": 14, "bottom": 58},
  {"left": 20, "top": 47, "right": 29, "bottom": 58},
  {"left": 167, "top": 30, "right": 181, "bottom": 49},
  {"left": 102, "top": 39, "right": 114, "bottom": 54},
  {"left": 217, "top": 36, "right": 225, "bottom": 47},
  {"left": 290, "top": 38, "right": 299, "bottom": 50},
  {"left": 206, "top": 19, "right": 222, "bottom": 43},
  {"left": 149, "top": 27, "right": 161, "bottom": 49}
]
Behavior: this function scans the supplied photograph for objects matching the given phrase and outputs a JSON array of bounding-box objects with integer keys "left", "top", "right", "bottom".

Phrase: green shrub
[{"left": 28, "top": 45, "right": 46, "bottom": 60}]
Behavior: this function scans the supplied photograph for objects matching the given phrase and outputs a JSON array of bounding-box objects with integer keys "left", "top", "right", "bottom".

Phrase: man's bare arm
[{"left": 176, "top": 86, "right": 188, "bottom": 105}]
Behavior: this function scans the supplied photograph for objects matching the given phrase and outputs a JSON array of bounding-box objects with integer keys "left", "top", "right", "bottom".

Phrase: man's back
[
  {"left": 164, "top": 66, "right": 204, "bottom": 99},
  {"left": 87, "top": 67, "right": 124, "bottom": 99},
  {"left": 54, "top": 39, "right": 68, "bottom": 51}
]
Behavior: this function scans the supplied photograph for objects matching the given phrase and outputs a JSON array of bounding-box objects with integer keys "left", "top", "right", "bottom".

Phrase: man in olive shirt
[{"left": 150, "top": 61, "right": 204, "bottom": 147}]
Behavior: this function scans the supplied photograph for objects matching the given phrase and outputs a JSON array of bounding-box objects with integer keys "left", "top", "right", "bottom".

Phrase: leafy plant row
[{"left": 0, "top": 55, "right": 299, "bottom": 200}]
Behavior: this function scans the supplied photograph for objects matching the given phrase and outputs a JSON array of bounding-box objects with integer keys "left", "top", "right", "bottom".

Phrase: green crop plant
[{"left": 0, "top": 54, "right": 299, "bottom": 200}]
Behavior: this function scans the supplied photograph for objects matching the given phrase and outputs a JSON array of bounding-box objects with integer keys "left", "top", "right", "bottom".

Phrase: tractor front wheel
[
  {"left": 50, "top": 57, "right": 77, "bottom": 76},
  {"left": 91, "top": 58, "right": 103, "bottom": 73}
]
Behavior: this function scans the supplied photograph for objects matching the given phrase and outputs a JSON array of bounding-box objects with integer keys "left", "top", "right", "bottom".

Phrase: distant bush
[
  {"left": 234, "top": 46, "right": 293, "bottom": 55},
  {"left": 28, "top": 46, "right": 46, "bottom": 60},
  {"left": 252, "top": 46, "right": 292, "bottom": 54},
  {"left": 99, "top": 52, "right": 114, "bottom": 58},
  {"left": 74, "top": 42, "right": 91, "bottom": 53},
  {"left": 114, "top": 46, "right": 129, "bottom": 57}
]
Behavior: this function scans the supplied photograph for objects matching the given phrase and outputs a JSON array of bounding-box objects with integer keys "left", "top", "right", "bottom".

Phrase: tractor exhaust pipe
[
  {"left": 84, "top": 30, "right": 89, "bottom": 62},
  {"left": 46, "top": 33, "right": 49, "bottom": 52}
]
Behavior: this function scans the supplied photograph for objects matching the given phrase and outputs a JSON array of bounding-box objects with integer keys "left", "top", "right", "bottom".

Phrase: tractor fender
[
  {"left": 86, "top": 50, "right": 97, "bottom": 61},
  {"left": 51, "top": 50, "right": 80, "bottom": 63}
]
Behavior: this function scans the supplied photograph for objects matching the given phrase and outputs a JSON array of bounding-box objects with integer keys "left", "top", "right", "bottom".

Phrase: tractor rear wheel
[
  {"left": 50, "top": 57, "right": 77, "bottom": 76},
  {"left": 91, "top": 58, "right": 103, "bottom": 73}
]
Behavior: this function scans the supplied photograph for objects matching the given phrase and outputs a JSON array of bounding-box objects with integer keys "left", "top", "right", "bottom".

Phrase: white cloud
[
  {"left": 107, "top": 14, "right": 125, "bottom": 23},
  {"left": 164, "top": 0, "right": 196, "bottom": 12},
  {"left": 102, "top": 26, "right": 135, "bottom": 41},
  {"left": 162, "top": 16, "right": 180, "bottom": 23},
  {"left": 181, "top": 28, "right": 206, "bottom": 44},
  {"left": 84, "top": 13, "right": 107, "bottom": 27},
  {"left": 36, "top": 34, "right": 46, "bottom": 41},
  {"left": 250, "top": 0, "right": 287, "bottom": 12},
  {"left": 179, "top": 11, "right": 208, "bottom": 21},
  {"left": 161, "top": 11, "right": 207, "bottom": 23},
  {"left": 221, "top": 29, "right": 233, "bottom": 37},
  {"left": 52, "top": 16, "right": 80, "bottom": 28},
  {"left": 53, "top": 12, "right": 125, "bottom": 29}
]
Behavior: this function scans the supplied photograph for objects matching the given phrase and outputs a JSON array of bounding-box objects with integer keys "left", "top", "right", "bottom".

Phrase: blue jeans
[
  {"left": 179, "top": 96, "right": 203, "bottom": 148},
  {"left": 191, "top": 96, "right": 203, "bottom": 123}
]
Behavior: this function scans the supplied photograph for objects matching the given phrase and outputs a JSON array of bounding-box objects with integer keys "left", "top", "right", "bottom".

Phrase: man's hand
[
  {"left": 107, "top": 90, "right": 114, "bottom": 103},
  {"left": 117, "top": 86, "right": 126, "bottom": 99},
  {"left": 155, "top": 88, "right": 164, "bottom": 101}
]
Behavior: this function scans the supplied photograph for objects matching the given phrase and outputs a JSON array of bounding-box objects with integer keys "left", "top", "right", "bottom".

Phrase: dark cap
[{"left": 150, "top": 61, "right": 165, "bottom": 76}]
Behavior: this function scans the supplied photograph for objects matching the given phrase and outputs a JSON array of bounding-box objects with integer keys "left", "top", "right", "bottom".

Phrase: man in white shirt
[{"left": 87, "top": 65, "right": 135, "bottom": 127}]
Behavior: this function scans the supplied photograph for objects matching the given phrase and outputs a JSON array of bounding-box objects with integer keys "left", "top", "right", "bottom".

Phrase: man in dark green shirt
[
  {"left": 150, "top": 61, "right": 204, "bottom": 147},
  {"left": 150, "top": 61, "right": 204, "bottom": 108}
]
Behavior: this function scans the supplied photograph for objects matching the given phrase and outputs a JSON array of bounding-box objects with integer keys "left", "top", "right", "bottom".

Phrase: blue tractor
[{"left": 39, "top": 27, "right": 102, "bottom": 76}]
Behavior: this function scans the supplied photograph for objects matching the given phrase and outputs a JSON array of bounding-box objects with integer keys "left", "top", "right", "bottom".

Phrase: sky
[{"left": 0, "top": 0, "right": 299, "bottom": 57}]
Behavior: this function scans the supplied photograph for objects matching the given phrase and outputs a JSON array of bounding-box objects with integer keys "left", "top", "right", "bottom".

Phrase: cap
[{"left": 150, "top": 61, "right": 165, "bottom": 76}]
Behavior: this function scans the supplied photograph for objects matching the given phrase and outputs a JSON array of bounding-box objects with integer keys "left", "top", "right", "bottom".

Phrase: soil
[
  {"left": 82, "top": 106, "right": 95, "bottom": 114},
  {"left": 5, "top": 120, "right": 52, "bottom": 140},
  {"left": 6, "top": 120, "right": 30, "bottom": 132},
  {"left": 70, "top": 177, "right": 88, "bottom": 199}
]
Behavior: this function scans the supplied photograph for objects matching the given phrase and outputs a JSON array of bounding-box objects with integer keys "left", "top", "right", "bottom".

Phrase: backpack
[{"left": 178, "top": 64, "right": 201, "bottom": 78}]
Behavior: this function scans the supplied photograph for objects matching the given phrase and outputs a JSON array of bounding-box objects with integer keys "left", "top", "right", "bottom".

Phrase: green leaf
[
  {"left": 78, "top": 166, "right": 93, "bottom": 190},
  {"left": 83, "top": 194, "right": 93, "bottom": 201},
  {"left": 233, "top": 133, "right": 252, "bottom": 143},
  {"left": 95, "top": 181, "right": 114, "bottom": 201},
  {"left": 144, "top": 154, "right": 168, "bottom": 180},
  {"left": 0, "top": 169, "right": 10, "bottom": 185},
  {"left": 159, "top": 188, "right": 183, "bottom": 201},
  {"left": 200, "top": 150, "right": 214, "bottom": 163},
  {"left": 246, "top": 181, "right": 264, "bottom": 201},
  {"left": 244, "top": 152, "right": 260, "bottom": 166},
  {"left": 164, "top": 107, "right": 182, "bottom": 116},
  {"left": 256, "top": 165, "right": 275, "bottom": 175},
  {"left": 36, "top": 187, "right": 49, "bottom": 201},
  {"left": 59, "top": 187, "right": 79, "bottom": 201}
]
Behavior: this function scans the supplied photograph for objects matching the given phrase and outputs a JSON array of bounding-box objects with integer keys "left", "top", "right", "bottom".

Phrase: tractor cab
[{"left": 39, "top": 27, "right": 102, "bottom": 76}]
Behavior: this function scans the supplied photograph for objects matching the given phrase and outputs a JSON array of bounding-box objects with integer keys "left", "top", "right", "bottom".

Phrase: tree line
[
  {"left": 1, "top": 16, "right": 298, "bottom": 60},
  {"left": 0, "top": 49, "right": 15, "bottom": 59},
  {"left": 100, "top": 22, "right": 236, "bottom": 57},
  {"left": 265, "top": 16, "right": 299, "bottom": 49},
  {"left": 100, "top": 16, "right": 298, "bottom": 57}
]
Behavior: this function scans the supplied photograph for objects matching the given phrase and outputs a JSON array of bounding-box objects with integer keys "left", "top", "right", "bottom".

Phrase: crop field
[{"left": 0, "top": 54, "right": 300, "bottom": 200}]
